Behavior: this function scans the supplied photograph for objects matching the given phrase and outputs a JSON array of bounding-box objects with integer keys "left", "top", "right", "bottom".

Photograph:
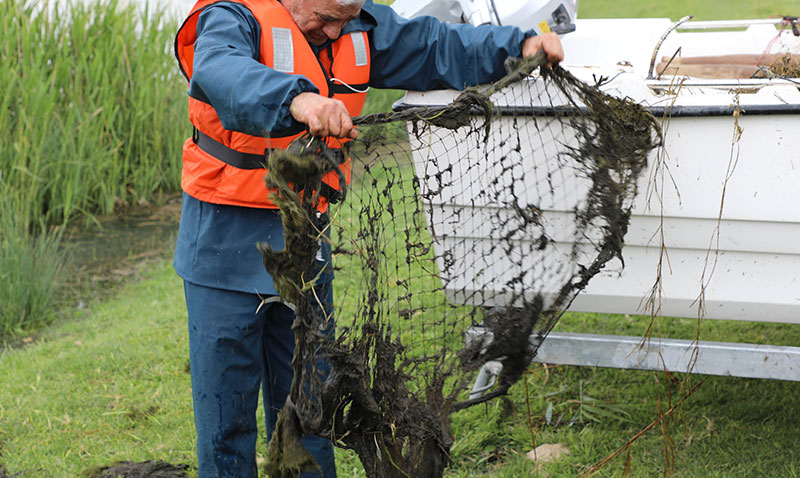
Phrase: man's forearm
[{"left": 190, "top": 4, "right": 318, "bottom": 137}]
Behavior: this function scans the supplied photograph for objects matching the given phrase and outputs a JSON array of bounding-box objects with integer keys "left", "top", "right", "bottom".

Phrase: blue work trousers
[{"left": 184, "top": 280, "right": 336, "bottom": 478}]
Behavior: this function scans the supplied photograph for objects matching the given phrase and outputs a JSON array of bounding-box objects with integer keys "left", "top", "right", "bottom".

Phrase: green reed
[
  {"left": 0, "top": 0, "right": 187, "bottom": 228},
  {"left": 0, "top": 195, "right": 65, "bottom": 336},
  {"left": 0, "top": 0, "right": 187, "bottom": 335}
]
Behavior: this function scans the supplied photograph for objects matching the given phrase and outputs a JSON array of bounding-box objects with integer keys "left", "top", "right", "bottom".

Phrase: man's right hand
[
  {"left": 522, "top": 32, "right": 564, "bottom": 66},
  {"left": 289, "top": 92, "right": 358, "bottom": 139}
]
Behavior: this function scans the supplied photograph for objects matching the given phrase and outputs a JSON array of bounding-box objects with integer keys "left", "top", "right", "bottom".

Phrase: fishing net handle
[{"left": 352, "top": 50, "right": 549, "bottom": 127}]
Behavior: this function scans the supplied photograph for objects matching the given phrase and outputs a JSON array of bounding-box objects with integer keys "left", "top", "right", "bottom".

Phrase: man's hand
[
  {"left": 289, "top": 92, "right": 357, "bottom": 139},
  {"left": 522, "top": 32, "right": 564, "bottom": 66}
]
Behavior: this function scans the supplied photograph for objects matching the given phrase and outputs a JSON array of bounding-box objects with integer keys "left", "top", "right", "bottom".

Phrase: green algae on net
[{"left": 258, "top": 52, "right": 661, "bottom": 478}]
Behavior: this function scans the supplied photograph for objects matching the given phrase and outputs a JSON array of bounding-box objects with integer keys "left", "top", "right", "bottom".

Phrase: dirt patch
[
  {"left": 124, "top": 405, "right": 161, "bottom": 426},
  {"left": 83, "top": 460, "right": 190, "bottom": 478}
]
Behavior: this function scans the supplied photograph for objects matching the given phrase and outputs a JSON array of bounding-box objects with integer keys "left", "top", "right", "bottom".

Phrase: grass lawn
[
  {"left": 0, "top": 262, "right": 195, "bottom": 476},
  {"left": 579, "top": 0, "right": 800, "bottom": 20},
  {"left": 2, "top": 262, "right": 799, "bottom": 477}
]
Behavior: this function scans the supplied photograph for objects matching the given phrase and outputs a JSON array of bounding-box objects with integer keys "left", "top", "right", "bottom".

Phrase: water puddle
[{"left": 60, "top": 195, "right": 182, "bottom": 306}]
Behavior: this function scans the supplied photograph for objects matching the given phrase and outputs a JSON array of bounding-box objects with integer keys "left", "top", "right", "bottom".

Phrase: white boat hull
[{"left": 402, "top": 18, "right": 800, "bottom": 323}]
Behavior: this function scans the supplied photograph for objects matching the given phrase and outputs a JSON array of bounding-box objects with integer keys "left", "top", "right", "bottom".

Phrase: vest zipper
[{"left": 314, "top": 46, "right": 336, "bottom": 98}]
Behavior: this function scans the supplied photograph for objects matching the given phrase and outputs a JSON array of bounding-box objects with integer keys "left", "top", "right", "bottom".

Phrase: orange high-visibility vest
[{"left": 175, "top": 0, "right": 370, "bottom": 210}]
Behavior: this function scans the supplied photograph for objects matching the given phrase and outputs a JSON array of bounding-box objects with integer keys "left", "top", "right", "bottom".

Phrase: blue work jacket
[{"left": 174, "top": 1, "right": 535, "bottom": 295}]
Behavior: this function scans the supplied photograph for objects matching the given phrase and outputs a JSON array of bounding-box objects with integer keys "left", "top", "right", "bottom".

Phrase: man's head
[{"left": 283, "top": 0, "right": 365, "bottom": 46}]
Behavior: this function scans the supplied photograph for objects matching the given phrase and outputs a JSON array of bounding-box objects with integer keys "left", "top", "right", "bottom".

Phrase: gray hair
[{"left": 336, "top": 0, "right": 365, "bottom": 6}]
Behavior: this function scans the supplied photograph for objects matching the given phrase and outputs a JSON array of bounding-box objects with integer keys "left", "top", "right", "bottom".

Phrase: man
[{"left": 173, "top": 1, "right": 563, "bottom": 477}]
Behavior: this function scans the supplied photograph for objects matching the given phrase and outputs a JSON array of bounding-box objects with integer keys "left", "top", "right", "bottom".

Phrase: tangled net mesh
[{"left": 259, "top": 52, "right": 661, "bottom": 478}]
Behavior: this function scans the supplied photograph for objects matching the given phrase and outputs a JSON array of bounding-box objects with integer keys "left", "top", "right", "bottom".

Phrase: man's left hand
[{"left": 522, "top": 32, "right": 564, "bottom": 66}]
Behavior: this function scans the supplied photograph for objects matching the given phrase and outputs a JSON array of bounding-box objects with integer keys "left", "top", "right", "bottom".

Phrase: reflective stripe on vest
[
  {"left": 174, "top": 0, "right": 369, "bottom": 210},
  {"left": 272, "top": 27, "right": 294, "bottom": 73}
]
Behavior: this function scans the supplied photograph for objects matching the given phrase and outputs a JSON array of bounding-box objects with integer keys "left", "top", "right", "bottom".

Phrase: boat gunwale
[{"left": 392, "top": 100, "right": 800, "bottom": 117}]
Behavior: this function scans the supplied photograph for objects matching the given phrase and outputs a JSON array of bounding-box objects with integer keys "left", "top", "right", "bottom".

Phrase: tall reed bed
[
  {"left": 0, "top": 0, "right": 186, "bottom": 228},
  {"left": 0, "top": 0, "right": 187, "bottom": 335}
]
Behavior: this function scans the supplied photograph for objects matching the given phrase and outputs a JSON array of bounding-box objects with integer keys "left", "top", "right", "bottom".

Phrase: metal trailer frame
[{"left": 466, "top": 327, "right": 800, "bottom": 400}]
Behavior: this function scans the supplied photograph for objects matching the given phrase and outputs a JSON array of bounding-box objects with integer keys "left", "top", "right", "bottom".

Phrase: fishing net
[{"left": 259, "top": 52, "right": 661, "bottom": 478}]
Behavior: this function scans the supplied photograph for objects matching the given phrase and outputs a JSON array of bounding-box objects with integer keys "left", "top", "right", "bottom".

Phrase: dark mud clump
[{"left": 83, "top": 460, "right": 190, "bottom": 478}]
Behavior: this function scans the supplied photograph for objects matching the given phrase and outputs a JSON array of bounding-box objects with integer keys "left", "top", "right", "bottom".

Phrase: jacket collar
[{"left": 343, "top": 0, "right": 378, "bottom": 33}]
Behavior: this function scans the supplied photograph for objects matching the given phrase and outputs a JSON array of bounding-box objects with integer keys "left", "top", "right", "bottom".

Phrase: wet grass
[
  {"left": 1, "top": 262, "right": 799, "bottom": 477},
  {"left": 0, "top": 262, "right": 195, "bottom": 477}
]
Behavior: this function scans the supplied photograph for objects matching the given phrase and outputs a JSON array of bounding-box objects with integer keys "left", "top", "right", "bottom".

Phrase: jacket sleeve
[
  {"left": 188, "top": 3, "right": 316, "bottom": 137},
  {"left": 365, "top": 2, "right": 535, "bottom": 91}
]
